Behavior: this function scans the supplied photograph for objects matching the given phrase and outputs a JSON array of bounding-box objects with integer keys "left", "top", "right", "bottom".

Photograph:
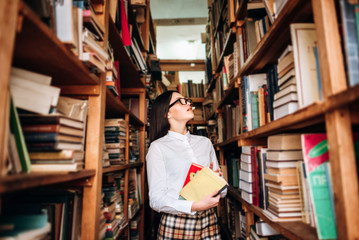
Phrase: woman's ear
[{"left": 166, "top": 112, "right": 172, "bottom": 119}]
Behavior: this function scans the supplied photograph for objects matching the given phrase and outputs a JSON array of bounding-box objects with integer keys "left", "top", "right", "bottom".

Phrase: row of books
[
  {"left": 228, "top": 23, "right": 322, "bottom": 134},
  {"left": 224, "top": 133, "right": 359, "bottom": 239},
  {"left": 225, "top": 197, "right": 283, "bottom": 240},
  {"left": 100, "top": 173, "right": 126, "bottom": 240},
  {"left": 0, "top": 188, "right": 82, "bottom": 240},
  {"left": 179, "top": 80, "right": 206, "bottom": 98},
  {"left": 103, "top": 119, "right": 127, "bottom": 167},
  {"left": 8, "top": 67, "right": 88, "bottom": 174}
]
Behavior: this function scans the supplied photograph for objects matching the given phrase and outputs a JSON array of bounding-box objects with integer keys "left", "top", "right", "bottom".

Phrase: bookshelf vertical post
[
  {"left": 81, "top": 77, "right": 107, "bottom": 239},
  {"left": 0, "top": 0, "right": 19, "bottom": 175},
  {"left": 312, "top": 0, "right": 359, "bottom": 238}
]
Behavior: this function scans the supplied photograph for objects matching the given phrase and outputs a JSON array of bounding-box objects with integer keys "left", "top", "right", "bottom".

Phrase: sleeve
[
  {"left": 209, "top": 139, "right": 227, "bottom": 198},
  {"left": 146, "top": 142, "right": 196, "bottom": 215}
]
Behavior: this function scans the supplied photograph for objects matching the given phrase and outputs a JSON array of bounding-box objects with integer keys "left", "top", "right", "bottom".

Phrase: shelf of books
[
  {"left": 108, "top": 19, "right": 145, "bottom": 89},
  {"left": 0, "top": 0, "right": 153, "bottom": 239},
  {"left": 206, "top": 0, "right": 359, "bottom": 239},
  {"left": 15, "top": 2, "right": 99, "bottom": 86},
  {"left": 227, "top": 186, "right": 318, "bottom": 240},
  {"left": 0, "top": 169, "right": 95, "bottom": 194}
]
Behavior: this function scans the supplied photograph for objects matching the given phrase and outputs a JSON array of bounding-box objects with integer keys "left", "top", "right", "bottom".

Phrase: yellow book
[{"left": 179, "top": 167, "right": 228, "bottom": 202}]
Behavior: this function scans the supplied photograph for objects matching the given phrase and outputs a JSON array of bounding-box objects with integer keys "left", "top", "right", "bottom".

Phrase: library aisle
[{"left": 1, "top": 0, "right": 359, "bottom": 240}]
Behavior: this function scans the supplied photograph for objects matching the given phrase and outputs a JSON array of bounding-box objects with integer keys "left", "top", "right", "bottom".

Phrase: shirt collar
[{"left": 168, "top": 130, "right": 191, "bottom": 142}]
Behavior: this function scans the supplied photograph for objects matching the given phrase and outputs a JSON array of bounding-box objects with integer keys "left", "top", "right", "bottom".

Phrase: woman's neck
[{"left": 169, "top": 124, "right": 187, "bottom": 135}]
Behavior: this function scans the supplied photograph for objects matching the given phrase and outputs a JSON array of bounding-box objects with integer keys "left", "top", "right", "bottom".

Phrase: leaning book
[{"left": 179, "top": 167, "right": 228, "bottom": 202}]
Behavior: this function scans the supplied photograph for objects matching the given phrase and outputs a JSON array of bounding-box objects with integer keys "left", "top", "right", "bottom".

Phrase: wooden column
[
  {"left": 312, "top": 0, "right": 359, "bottom": 239},
  {"left": 0, "top": 0, "right": 19, "bottom": 175},
  {"left": 81, "top": 75, "right": 106, "bottom": 240},
  {"left": 139, "top": 90, "right": 146, "bottom": 240}
]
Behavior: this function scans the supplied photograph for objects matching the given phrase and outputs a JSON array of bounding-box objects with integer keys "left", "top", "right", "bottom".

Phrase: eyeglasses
[{"left": 168, "top": 98, "right": 193, "bottom": 109}]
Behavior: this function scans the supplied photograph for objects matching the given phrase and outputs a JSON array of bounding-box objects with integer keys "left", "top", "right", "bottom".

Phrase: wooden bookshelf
[
  {"left": 227, "top": 186, "right": 318, "bottom": 240},
  {"left": 14, "top": 3, "right": 99, "bottom": 86},
  {"left": 108, "top": 19, "right": 145, "bottom": 89},
  {"left": 102, "top": 162, "right": 143, "bottom": 174},
  {"left": 0, "top": 170, "right": 96, "bottom": 194},
  {"left": 0, "top": 0, "right": 153, "bottom": 239},
  {"left": 206, "top": 0, "right": 359, "bottom": 239}
]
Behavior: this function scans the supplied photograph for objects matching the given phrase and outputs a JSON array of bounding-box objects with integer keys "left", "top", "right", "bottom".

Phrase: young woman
[{"left": 146, "top": 91, "right": 227, "bottom": 239}]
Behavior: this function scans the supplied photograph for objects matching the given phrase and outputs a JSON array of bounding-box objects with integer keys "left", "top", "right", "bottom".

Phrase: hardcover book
[
  {"left": 179, "top": 167, "right": 228, "bottom": 202},
  {"left": 301, "top": 133, "right": 337, "bottom": 239}
]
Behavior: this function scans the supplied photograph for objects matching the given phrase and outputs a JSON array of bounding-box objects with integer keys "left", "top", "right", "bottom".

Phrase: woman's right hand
[{"left": 191, "top": 190, "right": 221, "bottom": 212}]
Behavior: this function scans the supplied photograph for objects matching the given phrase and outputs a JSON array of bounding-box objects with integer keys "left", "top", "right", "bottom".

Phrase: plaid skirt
[{"left": 157, "top": 208, "right": 221, "bottom": 240}]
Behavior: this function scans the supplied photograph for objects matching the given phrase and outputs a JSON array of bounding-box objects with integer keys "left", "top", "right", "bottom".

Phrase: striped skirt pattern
[{"left": 157, "top": 208, "right": 221, "bottom": 240}]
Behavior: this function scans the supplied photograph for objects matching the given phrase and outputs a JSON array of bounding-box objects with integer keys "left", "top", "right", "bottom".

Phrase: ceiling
[{"left": 150, "top": 0, "right": 208, "bottom": 60}]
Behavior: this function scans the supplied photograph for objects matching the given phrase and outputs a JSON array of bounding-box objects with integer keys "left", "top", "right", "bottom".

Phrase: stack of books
[
  {"left": 101, "top": 173, "right": 125, "bottom": 239},
  {"left": 104, "top": 119, "right": 127, "bottom": 165},
  {"left": 20, "top": 114, "right": 86, "bottom": 172},
  {"left": 239, "top": 146, "right": 256, "bottom": 205},
  {"left": 273, "top": 45, "right": 298, "bottom": 120},
  {"left": 263, "top": 134, "right": 303, "bottom": 221},
  {"left": 129, "top": 126, "right": 140, "bottom": 163}
]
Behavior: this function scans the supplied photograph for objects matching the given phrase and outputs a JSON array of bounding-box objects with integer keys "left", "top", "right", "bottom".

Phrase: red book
[{"left": 182, "top": 163, "right": 204, "bottom": 188}]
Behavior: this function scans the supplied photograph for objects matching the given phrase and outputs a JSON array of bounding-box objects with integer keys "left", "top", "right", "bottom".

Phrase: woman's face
[{"left": 167, "top": 92, "right": 194, "bottom": 123}]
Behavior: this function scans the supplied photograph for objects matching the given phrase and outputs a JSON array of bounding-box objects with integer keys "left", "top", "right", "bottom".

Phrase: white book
[
  {"left": 239, "top": 169, "right": 253, "bottom": 182},
  {"left": 11, "top": 75, "right": 60, "bottom": 107},
  {"left": 266, "top": 160, "right": 298, "bottom": 169},
  {"left": 273, "top": 92, "right": 298, "bottom": 108},
  {"left": 31, "top": 162, "right": 84, "bottom": 172},
  {"left": 241, "top": 190, "right": 253, "bottom": 204},
  {"left": 274, "top": 101, "right": 298, "bottom": 120},
  {"left": 240, "top": 153, "right": 251, "bottom": 163},
  {"left": 290, "top": 24, "right": 320, "bottom": 107},
  {"left": 55, "top": 0, "right": 76, "bottom": 45},
  {"left": 255, "top": 221, "right": 280, "bottom": 236},
  {"left": 278, "top": 45, "right": 293, "bottom": 61},
  {"left": 242, "top": 146, "right": 251, "bottom": 155},
  {"left": 11, "top": 83, "right": 54, "bottom": 114},
  {"left": 240, "top": 161, "right": 252, "bottom": 172},
  {"left": 275, "top": 84, "right": 297, "bottom": 100},
  {"left": 280, "top": 78, "right": 296, "bottom": 90},
  {"left": 278, "top": 68, "right": 295, "bottom": 87},
  {"left": 11, "top": 67, "right": 52, "bottom": 85},
  {"left": 267, "top": 150, "right": 303, "bottom": 161},
  {"left": 240, "top": 180, "right": 253, "bottom": 193}
]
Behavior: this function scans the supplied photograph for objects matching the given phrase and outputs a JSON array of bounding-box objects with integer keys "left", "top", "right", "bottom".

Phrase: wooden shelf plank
[
  {"left": 108, "top": 19, "right": 145, "bottom": 89},
  {"left": 102, "top": 162, "right": 143, "bottom": 174},
  {"left": 0, "top": 170, "right": 96, "bottom": 194},
  {"left": 190, "top": 97, "right": 205, "bottom": 103},
  {"left": 106, "top": 88, "right": 130, "bottom": 115},
  {"left": 217, "top": 77, "right": 240, "bottom": 109},
  {"left": 239, "top": 0, "right": 312, "bottom": 76},
  {"left": 188, "top": 120, "right": 208, "bottom": 125},
  {"left": 13, "top": 3, "right": 99, "bottom": 86},
  {"left": 215, "top": 31, "right": 236, "bottom": 74},
  {"left": 228, "top": 186, "right": 318, "bottom": 240},
  {"left": 235, "top": 0, "right": 248, "bottom": 21}
]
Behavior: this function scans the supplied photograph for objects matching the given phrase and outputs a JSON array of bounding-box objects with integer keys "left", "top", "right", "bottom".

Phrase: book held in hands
[{"left": 179, "top": 164, "right": 228, "bottom": 202}]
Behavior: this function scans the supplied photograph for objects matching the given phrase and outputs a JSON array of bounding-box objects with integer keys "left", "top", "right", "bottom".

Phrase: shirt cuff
[{"left": 176, "top": 200, "right": 196, "bottom": 215}]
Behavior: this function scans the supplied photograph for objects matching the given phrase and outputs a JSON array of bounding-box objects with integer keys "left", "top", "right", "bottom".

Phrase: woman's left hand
[{"left": 209, "top": 162, "right": 222, "bottom": 177}]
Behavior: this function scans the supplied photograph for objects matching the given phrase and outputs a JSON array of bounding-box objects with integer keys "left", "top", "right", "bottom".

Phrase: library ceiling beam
[
  {"left": 160, "top": 59, "right": 205, "bottom": 71},
  {"left": 154, "top": 17, "right": 207, "bottom": 26}
]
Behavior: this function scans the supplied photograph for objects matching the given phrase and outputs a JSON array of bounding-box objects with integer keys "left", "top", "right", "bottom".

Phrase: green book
[
  {"left": 10, "top": 100, "right": 31, "bottom": 173},
  {"left": 250, "top": 92, "right": 259, "bottom": 130},
  {"left": 301, "top": 134, "right": 337, "bottom": 239}
]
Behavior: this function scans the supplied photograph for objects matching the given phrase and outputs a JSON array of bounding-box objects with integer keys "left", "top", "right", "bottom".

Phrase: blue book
[
  {"left": 313, "top": 46, "right": 323, "bottom": 100},
  {"left": 339, "top": 0, "right": 359, "bottom": 86}
]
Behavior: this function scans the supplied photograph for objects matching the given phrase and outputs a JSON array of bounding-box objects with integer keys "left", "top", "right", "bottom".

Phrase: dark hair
[{"left": 149, "top": 91, "right": 177, "bottom": 143}]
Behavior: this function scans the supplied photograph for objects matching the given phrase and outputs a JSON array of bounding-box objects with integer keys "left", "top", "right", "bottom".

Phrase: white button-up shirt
[{"left": 146, "top": 130, "right": 227, "bottom": 215}]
